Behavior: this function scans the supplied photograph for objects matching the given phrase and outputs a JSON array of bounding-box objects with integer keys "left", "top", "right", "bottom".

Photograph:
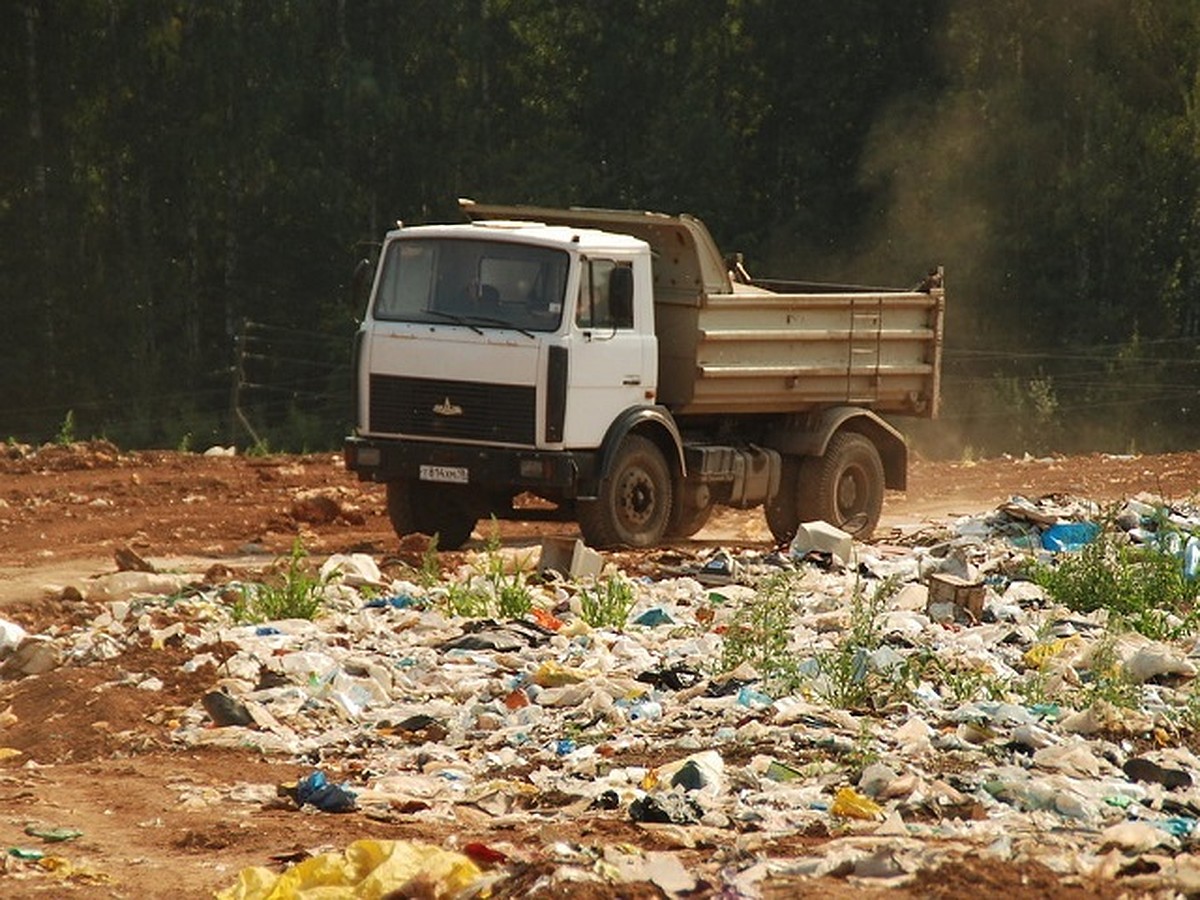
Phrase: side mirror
[
  {"left": 350, "top": 258, "right": 373, "bottom": 309},
  {"left": 609, "top": 266, "right": 634, "bottom": 326}
]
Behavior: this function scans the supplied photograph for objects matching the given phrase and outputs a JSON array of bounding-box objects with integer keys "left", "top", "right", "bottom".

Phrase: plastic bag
[
  {"left": 217, "top": 839, "right": 482, "bottom": 900},
  {"left": 294, "top": 770, "right": 358, "bottom": 813},
  {"left": 830, "top": 786, "right": 884, "bottom": 820}
]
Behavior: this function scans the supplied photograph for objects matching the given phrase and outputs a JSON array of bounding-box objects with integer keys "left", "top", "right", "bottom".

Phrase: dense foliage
[{"left": 2, "top": 1, "right": 1198, "bottom": 455}]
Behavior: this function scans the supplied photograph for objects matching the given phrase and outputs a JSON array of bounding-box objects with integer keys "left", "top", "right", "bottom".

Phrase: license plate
[{"left": 419, "top": 465, "right": 469, "bottom": 484}]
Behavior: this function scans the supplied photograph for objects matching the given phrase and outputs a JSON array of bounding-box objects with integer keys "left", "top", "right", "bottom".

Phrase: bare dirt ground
[{"left": 1, "top": 441, "right": 1197, "bottom": 898}]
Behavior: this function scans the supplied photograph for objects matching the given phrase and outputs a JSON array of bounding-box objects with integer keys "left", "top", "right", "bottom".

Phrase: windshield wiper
[
  {"left": 426, "top": 309, "right": 535, "bottom": 339},
  {"left": 459, "top": 314, "right": 535, "bottom": 339},
  {"left": 426, "top": 309, "right": 483, "bottom": 334}
]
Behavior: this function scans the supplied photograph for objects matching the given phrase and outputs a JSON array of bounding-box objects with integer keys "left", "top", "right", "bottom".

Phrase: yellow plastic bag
[
  {"left": 532, "top": 660, "right": 589, "bottom": 687},
  {"left": 830, "top": 786, "right": 884, "bottom": 821},
  {"left": 1023, "top": 635, "right": 1083, "bottom": 669},
  {"left": 217, "top": 839, "right": 482, "bottom": 900}
]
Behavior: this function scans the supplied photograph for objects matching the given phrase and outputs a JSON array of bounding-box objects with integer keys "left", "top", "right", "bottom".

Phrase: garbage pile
[{"left": 5, "top": 492, "right": 1200, "bottom": 897}]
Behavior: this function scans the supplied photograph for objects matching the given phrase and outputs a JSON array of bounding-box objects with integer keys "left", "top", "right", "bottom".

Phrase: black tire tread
[
  {"left": 764, "top": 455, "right": 802, "bottom": 544},
  {"left": 795, "top": 431, "right": 883, "bottom": 539},
  {"left": 386, "top": 479, "right": 477, "bottom": 549}
]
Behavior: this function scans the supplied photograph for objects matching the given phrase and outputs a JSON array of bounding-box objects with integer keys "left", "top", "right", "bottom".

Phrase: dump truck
[{"left": 343, "top": 200, "right": 944, "bottom": 549}]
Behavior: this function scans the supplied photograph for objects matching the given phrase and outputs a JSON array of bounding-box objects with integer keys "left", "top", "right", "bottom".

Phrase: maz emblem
[{"left": 433, "top": 397, "right": 464, "bottom": 417}]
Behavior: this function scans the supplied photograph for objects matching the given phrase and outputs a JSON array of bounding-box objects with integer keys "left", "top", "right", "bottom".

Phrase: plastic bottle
[{"left": 629, "top": 700, "right": 662, "bottom": 722}]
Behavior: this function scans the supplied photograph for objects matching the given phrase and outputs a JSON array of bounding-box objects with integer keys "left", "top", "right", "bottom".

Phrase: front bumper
[{"left": 343, "top": 435, "right": 599, "bottom": 498}]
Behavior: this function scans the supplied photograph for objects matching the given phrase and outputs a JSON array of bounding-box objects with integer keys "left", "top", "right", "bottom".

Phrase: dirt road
[{"left": 4, "top": 442, "right": 1198, "bottom": 599}]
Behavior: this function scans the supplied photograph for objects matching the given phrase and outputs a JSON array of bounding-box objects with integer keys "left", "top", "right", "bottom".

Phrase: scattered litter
[
  {"left": 1040, "top": 521, "right": 1100, "bottom": 552},
  {"left": 629, "top": 792, "right": 703, "bottom": 825},
  {"left": 632, "top": 607, "right": 675, "bottom": 627},
  {"left": 9, "top": 490, "right": 1200, "bottom": 895},
  {"left": 0, "top": 618, "right": 28, "bottom": 656},
  {"left": 23, "top": 824, "right": 83, "bottom": 843},
  {"left": 1124, "top": 757, "right": 1193, "bottom": 791}
]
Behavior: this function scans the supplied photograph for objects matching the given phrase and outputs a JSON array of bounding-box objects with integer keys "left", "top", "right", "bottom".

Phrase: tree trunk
[{"left": 23, "top": 2, "right": 54, "bottom": 378}]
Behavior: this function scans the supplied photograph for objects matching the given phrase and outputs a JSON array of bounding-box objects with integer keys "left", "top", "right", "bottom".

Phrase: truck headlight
[{"left": 520, "top": 458, "right": 548, "bottom": 479}]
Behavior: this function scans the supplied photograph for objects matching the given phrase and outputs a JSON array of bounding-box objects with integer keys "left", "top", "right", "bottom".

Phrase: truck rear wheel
[
  {"left": 666, "top": 495, "right": 714, "bottom": 538},
  {"left": 386, "top": 479, "right": 478, "bottom": 550},
  {"left": 765, "top": 456, "right": 801, "bottom": 544},
  {"left": 796, "top": 432, "right": 884, "bottom": 539},
  {"left": 578, "top": 434, "right": 673, "bottom": 548}
]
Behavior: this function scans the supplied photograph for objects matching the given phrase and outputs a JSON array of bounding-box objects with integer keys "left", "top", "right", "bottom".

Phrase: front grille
[{"left": 369, "top": 374, "right": 536, "bottom": 445}]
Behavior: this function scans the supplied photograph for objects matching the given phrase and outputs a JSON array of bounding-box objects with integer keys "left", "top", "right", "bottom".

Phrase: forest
[{"left": 2, "top": 0, "right": 1198, "bottom": 457}]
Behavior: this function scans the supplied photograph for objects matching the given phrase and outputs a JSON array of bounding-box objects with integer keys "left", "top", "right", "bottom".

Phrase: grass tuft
[{"left": 232, "top": 539, "right": 331, "bottom": 623}]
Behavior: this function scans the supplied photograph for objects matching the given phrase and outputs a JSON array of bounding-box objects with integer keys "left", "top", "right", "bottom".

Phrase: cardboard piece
[
  {"left": 926, "top": 572, "right": 985, "bottom": 624},
  {"left": 538, "top": 538, "right": 603, "bottom": 580}
]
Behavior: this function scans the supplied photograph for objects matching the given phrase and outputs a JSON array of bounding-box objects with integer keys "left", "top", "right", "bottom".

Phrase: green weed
[
  {"left": 1169, "top": 687, "right": 1200, "bottom": 734},
  {"left": 1015, "top": 625, "right": 1141, "bottom": 712},
  {"left": 719, "top": 572, "right": 803, "bottom": 691},
  {"left": 1016, "top": 667, "right": 1053, "bottom": 708},
  {"left": 810, "top": 577, "right": 900, "bottom": 710},
  {"left": 844, "top": 721, "right": 882, "bottom": 775},
  {"left": 482, "top": 522, "right": 534, "bottom": 617},
  {"left": 578, "top": 576, "right": 636, "bottom": 629},
  {"left": 1032, "top": 518, "right": 1200, "bottom": 640},
  {"left": 495, "top": 574, "right": 533, "bottom": 618},
  {"left": 56, "top": 410, "right": 76, "bottom": 446},
  {"left": 941, "top": 662, "right": 1006, "bottom": 705},
  {"left": 1078, "top": 629, "right": 1140, "bottom": 710},
  {"left": 443, "top": 580, "right": 493, "bottom": 618},
  {"left": 436, "top": 527, "right": 535, "bottom": 619},
  {"left": 417, "top": 534, "right": 442, "bottom": 588},
  {"left": 717, "top": 573, "right": 903, "bottom": 706},
  {"left": 232, "top": 539, "right": 331, "bottom": 623}
]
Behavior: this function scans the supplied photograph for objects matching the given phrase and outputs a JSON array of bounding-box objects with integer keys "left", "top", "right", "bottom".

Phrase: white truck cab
[{"left": 357, "top": 220, "right": 655, "bottom": 451}]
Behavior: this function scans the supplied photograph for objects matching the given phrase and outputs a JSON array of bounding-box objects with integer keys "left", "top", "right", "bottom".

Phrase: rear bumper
[{"left": 343, "top": 435, "right": 599, "bottom": 497}]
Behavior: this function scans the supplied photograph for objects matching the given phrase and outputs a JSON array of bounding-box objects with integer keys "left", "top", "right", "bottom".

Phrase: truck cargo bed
[{"left": 656, "top": 280, "right": 943, "bottom": 417}]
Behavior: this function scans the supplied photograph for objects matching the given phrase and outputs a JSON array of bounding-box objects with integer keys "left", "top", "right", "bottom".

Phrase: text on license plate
[{"left": 419, "top": 465, "right": 469, "bottom": 484}]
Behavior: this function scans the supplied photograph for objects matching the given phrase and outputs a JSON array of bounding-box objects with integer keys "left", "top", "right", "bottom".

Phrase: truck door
[{"left": 564, "top": 258, "right": 654, "bottom": 446}]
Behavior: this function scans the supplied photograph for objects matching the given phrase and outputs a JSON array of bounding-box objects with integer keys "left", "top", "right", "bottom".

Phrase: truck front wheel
[
  {"left": 578, "top": 434, "right": 673, "bottom": 548},
  {"left": 386, "top": 479, "right": 478, "bottom": 550},
  {"left": 796, "top": 432, "right": 884, "bottom": 539}
]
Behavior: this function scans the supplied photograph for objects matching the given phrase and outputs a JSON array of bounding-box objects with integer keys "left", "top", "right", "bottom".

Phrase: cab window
[{"left": 575, "top": 259, "right": 634, "bottom": 330}]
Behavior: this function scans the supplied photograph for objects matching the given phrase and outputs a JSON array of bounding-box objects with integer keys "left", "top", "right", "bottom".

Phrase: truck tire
[
  {"left": 765, "top": 455, "right": 801, "bottom": 544},
  {"left": 796, "top": 432, "right": 884, "bottom": 539},
  {"left": 386, "top": 480, "right": 478, "bottom": 550},
  {"left": 666, "top": 494, "right": 714, "bottom": 539},
  {"left": 578, "top": 434, "right": 673, "bottom": 548}
]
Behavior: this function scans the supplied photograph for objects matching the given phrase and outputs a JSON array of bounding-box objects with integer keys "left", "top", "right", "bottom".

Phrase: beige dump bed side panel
[{"left": 684, "top": 281, "right": 944, "bottom": 417}]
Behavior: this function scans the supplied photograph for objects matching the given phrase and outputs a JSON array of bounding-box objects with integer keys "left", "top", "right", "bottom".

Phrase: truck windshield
[{"left": 372, "top": 237, "right": 568, "bottom": 333}]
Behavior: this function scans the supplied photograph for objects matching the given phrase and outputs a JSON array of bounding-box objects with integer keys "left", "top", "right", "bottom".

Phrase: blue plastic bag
[
  {"left": 295, "top": 770, "right": 358, "bottom": 813},
  {"left": 1040, "top": 522, "right": 1100, "bottom": 552}
]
